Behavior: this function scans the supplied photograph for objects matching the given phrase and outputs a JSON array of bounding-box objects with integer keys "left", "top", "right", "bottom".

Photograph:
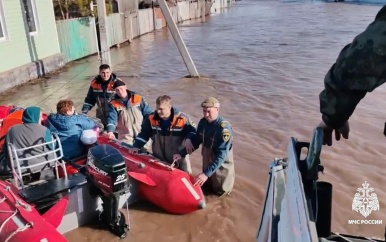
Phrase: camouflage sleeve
[{"left": 320, "top": 6, "right": 386, "bottom": 128}]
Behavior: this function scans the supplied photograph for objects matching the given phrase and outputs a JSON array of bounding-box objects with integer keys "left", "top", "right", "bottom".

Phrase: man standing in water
[
  {"left": 105, "top": 80, "right": 152, "bottom": 146},
  {"left": 317, "top": 4, "right": 386, "bottom": 146},
  {"left": 173, "top": 97, "right": 235, "bottom": 196},
  {"left": 82, "top": 64, "right": 121, "bottom": 128},
  {"left": 130, "top": 95, "right": 196, "bottom": 173}
]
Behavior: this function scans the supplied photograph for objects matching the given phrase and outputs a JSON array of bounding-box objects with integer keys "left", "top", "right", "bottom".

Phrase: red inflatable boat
[
  {"left": 98, "top": 136, "right": 206, "bottom": 214},
  {"left": 59, "top": 136, "right": 206, "bottom": 215},
  {"left": 0, "top": 105, "right": 206, "bottom": 216},
  {"left": 0, "top": 180, "right": 68, "bottom": 242}
]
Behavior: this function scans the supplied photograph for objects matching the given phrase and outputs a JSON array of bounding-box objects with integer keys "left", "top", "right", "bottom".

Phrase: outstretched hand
[{"left": 317, "top": 121, "right": 350, "bottom": 146}]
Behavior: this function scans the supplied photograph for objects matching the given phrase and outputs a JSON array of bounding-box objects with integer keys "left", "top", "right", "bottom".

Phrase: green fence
[{"left": 56, "top": 17, "right": 99, "bottom": 63}]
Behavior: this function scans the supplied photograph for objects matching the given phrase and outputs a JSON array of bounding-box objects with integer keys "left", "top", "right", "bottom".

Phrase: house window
[
  {"left": 0, "top": 0, "right": 7, "bottom": 40},
  {"left": 23, "top": 0, "right": 39, "bottom": 34}
]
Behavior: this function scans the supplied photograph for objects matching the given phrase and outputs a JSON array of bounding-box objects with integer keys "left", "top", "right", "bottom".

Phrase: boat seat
[
  {"left": 63, "top": 154, "right": 87, "bottom": 163},
  {"left": 19, "top": 172, "right": 87, "bottom": 204},
  {"left": 7, "top": 132, "right": 67, "bottom": 189}
]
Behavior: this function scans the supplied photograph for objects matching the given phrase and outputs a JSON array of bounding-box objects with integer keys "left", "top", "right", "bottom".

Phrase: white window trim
[
  {"left": 26, "top": 0, "right": 40, "bottom": 36},
  {"left": 0, "top": 0, "right": 8, "bottom": 41}
]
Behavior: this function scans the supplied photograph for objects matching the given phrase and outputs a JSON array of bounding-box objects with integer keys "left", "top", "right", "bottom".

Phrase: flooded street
[{"left": 1, "top": 0, "right": 386, "bottom": 241}]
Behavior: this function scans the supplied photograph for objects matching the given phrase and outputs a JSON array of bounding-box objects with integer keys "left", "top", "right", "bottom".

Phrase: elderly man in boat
[
  {"left": 0, "top": 106, "right": 55, "bottom": 180},
  {"left": 105, "top": 80, "right": 152, "bottom": 146},
  {"left": 173, "top": 97, "right": 235, "bottom": 196},
  {"left": 129, "top": 95, "right": 196, "bottom": 173},
  {"left": 46, "top": 99, "right": 96, "bottom": 161}
]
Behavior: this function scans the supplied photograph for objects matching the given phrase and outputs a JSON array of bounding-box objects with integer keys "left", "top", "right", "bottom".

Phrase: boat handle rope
[
  {"left": 0, "top": 210, "right": 18, "bottom": 234},
  {"left": 4, "top": 222, "right": 32, "bottom": 242},
  {"left": 0, "top": 183, "right": 35, "bottom": 241},
  {"left": 0, "top": 184, "right": 30, "bottom": 211}
]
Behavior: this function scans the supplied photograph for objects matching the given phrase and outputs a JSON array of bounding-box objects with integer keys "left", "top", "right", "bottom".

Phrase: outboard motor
[{"left": 86, "top": 144, "right": 130, "bottom": 239}]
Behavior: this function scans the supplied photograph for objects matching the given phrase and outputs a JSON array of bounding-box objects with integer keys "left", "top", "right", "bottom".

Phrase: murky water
[{"left": 1, "top": 0, "right": 386, "bottom": 241}]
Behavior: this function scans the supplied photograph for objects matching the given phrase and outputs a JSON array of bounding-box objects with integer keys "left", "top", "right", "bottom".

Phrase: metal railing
[{"left": 7, "top": 132, "right": 68, "bottom": 189}]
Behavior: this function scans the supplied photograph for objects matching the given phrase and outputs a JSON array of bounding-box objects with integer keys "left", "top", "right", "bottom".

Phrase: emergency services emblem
[
  {"left": 190, "top": 120, "right": 196, "bottom": 128},
  {"left": 220, "top": 121, "right": 228, "bottom": 128},
  {"left": 222, "top": 129, "right": 231, "bottom": 142},
  {"left": 352, "top": 181, "right": 379, "bottom": 218}
]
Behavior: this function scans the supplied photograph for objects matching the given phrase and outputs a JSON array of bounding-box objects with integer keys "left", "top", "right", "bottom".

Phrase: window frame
[{"left": 0, "top": 0, "right": 8, "bottom": 41}]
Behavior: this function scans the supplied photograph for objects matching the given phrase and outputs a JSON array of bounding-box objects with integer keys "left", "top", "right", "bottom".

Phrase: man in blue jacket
[
  {"left": 47, "top": 99, "right": 96, "bottom": 160},
  {"left": 173, "top": 97, "right": 235, "bottom": 196}
]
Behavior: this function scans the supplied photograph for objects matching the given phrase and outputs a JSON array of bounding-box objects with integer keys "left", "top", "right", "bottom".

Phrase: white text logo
[{"left": 348, "top": 181, "right": 382, "bottom": 225}]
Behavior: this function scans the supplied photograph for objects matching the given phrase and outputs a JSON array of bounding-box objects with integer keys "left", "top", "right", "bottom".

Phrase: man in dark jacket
[
  {"left": 131, "top": 95, "right": 196, "bottom": 173},
  {"left": 81, "top": 64, "right": 122, "bottom": 128}
]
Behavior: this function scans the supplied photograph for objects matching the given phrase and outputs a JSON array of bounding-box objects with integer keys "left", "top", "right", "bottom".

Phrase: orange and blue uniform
[
  {"left": 106, "top": 90, "right": 152, "bottom": 144},
  {"left": 133, "top": 107, "right": 196, "bottom": 173},
  {"left": 81, "top": 74, "right": 120, "bottom": 126}
]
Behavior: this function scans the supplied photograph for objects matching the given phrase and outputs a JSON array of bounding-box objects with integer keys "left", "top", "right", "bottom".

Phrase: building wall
[{"left": 0, "top": 0, "right": 61, "bottom": 73}]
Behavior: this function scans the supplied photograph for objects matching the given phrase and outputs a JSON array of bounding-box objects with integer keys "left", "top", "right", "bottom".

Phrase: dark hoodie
[
  {"left": 0, "top": 106, "right": 53, "bottom": 174},
  {"left": 21, "top": 106, "right": 52, "bottom": 145}
]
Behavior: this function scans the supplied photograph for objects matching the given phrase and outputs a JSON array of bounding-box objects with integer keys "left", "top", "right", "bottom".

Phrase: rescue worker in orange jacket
[
  {"left": 105, "top": 80, "right": 152, "bottom": 146},
  {"left": 130, "top": 95, "right": 196, "bottom": 173},
  {"left": 173, "top": 97, "right": 235, "bottom": 196},
  {"left": 81, "top": 64, "right": 121, "bottom": 127}
]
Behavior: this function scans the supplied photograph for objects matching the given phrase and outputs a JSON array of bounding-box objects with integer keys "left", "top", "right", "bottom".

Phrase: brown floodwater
[{"left": 1, "top": 0, "right": 386, "bottom": 241}]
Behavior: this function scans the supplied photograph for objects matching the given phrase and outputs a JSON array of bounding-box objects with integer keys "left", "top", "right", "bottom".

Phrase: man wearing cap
[
  {"left": 173, "top": 97, "right": 235, "bottom": 196},
  {"left": 105, "top": 80, "right": 152, "bottom": 146},
  {"left": 81, "top": 64, "right": 120, "bottom": 128},
  {"left": 129, "top": 95, "right": 196, "bottom": 173}
]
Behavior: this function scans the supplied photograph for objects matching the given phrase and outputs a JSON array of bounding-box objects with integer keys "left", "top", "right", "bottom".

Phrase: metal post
[
  {"left": 152, "top": 2, "right": 156, "bottom": 31},
  {"left": 201, "top": 0, "right": 206, "bottom": 22},
  {"left": 96, "top": 0, "right": 112, "bottom": 66},
  {"left": 158, "top": 0, "right": 199, "bottom": 78}
]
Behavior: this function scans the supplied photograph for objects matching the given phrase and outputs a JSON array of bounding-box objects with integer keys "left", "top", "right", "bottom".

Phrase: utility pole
[
  {"left": 96, "top": 0, "right": 112, "bottom": 66},
  {"left": 201, "top": 0, "right": 206, "bottom": 22},
  {"left": 158, "top": 0, "right": 199, "bottom": 78}
]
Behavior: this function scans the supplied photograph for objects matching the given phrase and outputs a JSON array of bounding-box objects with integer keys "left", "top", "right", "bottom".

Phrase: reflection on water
[{"left": 1, "top": 0, "right": 386, "bottom": 241}]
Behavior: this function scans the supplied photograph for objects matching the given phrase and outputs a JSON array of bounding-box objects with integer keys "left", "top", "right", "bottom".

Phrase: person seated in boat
[
  {"left": 173, "top": 97, "right": 235, "bottom": 196},
  {"left": 46, "top": 99, "right": 96, "bottom": 160},
  {"left": 0, "top": 106, "right": 55, "bottom": 179},
  {"left": 129, "top": 95, "right": 196, "bottom": 173},
  {"left": 105, "top": 80, "right": 152, "bottom": 146},
  {"left": 81, "top": 64, "right": 121, "bottom": 128},
  {"left": 317, "top": 4, "right": 386, "bottom": 146}
]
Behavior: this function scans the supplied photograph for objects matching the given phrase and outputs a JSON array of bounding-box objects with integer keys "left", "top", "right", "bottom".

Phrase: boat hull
[{"left": 0, "top": 181, "right": 67, "bottom": 242}]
